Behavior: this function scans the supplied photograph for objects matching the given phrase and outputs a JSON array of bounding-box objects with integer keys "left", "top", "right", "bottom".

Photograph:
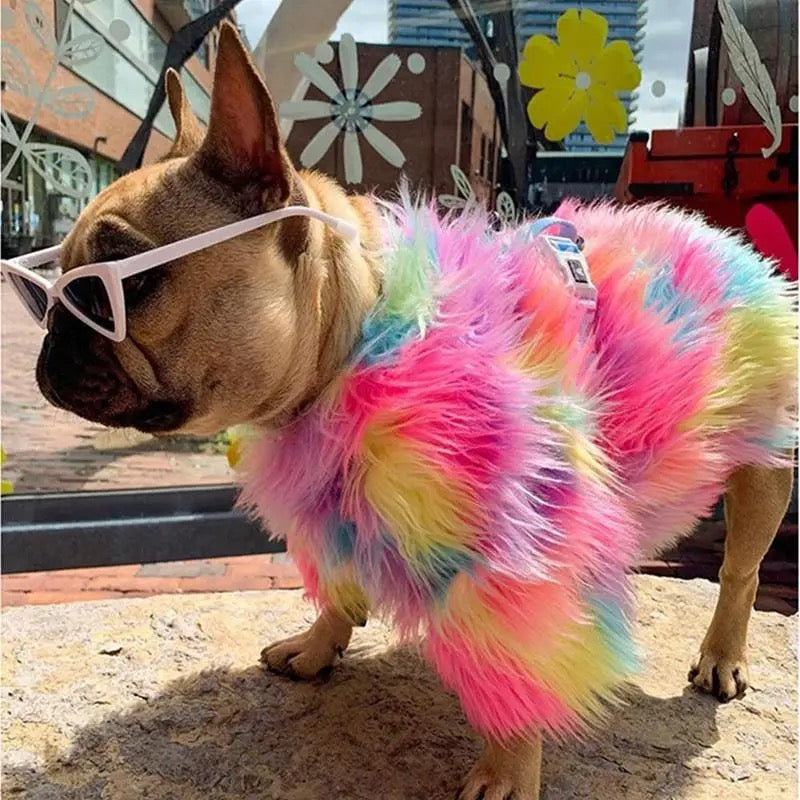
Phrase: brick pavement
[{"left": 1, "top": 554, "right": 303, "bottom": 606}]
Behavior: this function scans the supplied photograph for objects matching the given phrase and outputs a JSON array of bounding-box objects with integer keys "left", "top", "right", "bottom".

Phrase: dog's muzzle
[{"left": 36, "top": 306, "right": 188, "bottom": 433}]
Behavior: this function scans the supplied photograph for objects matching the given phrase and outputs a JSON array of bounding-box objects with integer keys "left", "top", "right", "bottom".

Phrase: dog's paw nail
[
  {"left": 315, "top": 665, "right": 333, "bottom": 683},
  {"left": 687, "top": 666, "right": 699, "bottom": 682}
]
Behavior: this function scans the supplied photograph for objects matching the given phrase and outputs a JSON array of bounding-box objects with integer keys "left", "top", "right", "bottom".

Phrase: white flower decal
[
  {"left": 439, "top": 164, "right": 517, "bottom": 225},
  {"left": 280, "top": 34, "right": 422, "bottom": 185},
  {"left": 495, "top": 191, "right": 516, "bottom": 225},
  {"left": 1, "top": 0, "right": 98, "bottom": 199}
]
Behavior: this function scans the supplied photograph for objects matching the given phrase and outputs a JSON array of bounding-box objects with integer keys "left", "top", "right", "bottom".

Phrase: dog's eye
[{"left": 123, "top": 267, "right": 165, "bottom": 307}]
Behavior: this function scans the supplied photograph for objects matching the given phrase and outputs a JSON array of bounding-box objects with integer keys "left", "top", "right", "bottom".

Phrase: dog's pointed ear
[
  {"left": 197, "top": 21, "right": 293, "bottom": 206},
  {"left": 164, "top": 68, "right": 204, "bottom": 158}
]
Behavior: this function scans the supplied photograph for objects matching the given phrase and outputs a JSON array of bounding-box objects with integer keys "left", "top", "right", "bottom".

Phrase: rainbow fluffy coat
[{"left": 237, "top": 196, "right": 796, "bottom": 741}]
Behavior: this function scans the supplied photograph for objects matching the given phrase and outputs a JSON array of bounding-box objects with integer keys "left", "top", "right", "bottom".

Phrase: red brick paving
[{"left": 1, "top": 555, "right": 303, "bottom": 606}]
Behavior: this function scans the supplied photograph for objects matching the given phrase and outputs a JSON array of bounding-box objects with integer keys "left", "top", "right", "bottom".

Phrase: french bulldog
[{"left": 32, "top": 22, "right": 795, "bottom": 800}]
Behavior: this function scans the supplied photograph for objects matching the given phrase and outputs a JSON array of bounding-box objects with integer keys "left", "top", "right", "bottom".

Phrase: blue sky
[{"left": 236, "top": 0, "right": 695, "bottom": 134}]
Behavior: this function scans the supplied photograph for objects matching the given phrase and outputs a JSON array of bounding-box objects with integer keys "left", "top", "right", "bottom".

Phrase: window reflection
[{"left": 54, "top": 0, "right": 211, "bottom": 137}]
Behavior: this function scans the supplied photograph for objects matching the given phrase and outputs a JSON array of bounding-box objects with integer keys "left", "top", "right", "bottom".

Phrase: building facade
[
  {"left": 1, "top": 0, "right": 229, "bottom": 256},
  {"left": 517, "top": 1, "right": 646, "bottom": 153},
  {"left": 684, "top": 0, "right": 797, "bottom": 129},
  {"left": 389, "top": 0, "right": 647, "bottom": 154},
  {"left": 283, "top": 43, "right": 500, "bottom": 206}
]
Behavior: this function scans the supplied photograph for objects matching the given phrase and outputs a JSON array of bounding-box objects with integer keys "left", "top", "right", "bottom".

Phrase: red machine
[{"left": 615, "top": 124, "right": 798, "bottom": 281}]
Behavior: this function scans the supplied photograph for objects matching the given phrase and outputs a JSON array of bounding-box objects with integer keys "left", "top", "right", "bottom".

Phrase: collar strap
[{"left": 526, "top": 216, "right": 580, "bottom": 242}]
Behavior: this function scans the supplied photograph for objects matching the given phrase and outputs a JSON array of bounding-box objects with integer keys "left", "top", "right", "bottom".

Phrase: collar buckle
[{"left": 530, "top": 218, "right": 597, "bottom": 339}]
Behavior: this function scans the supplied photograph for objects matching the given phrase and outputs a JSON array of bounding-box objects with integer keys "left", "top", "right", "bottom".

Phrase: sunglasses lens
[
  {"left": 8, "top": 273, "right": 49, "bottom": 322},
  {"left": 63, "top": 275, "right": 115, "bottom": 332}
]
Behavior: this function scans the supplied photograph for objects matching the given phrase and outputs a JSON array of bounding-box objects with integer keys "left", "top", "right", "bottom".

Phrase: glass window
[
  {"left": 181, "top": 69, "right": 211, "bottom": 124},
  {"left": 64, "top": 11, "right": 174, "bottom": 136},
  {"left": 196, "top": 39, "right": 210, "bottom": 68},
  {"left": 94, "top": 154, "right": 121, "bottom": 194},
  {"left": 2, "top": 119, "right": 92, "bottom": 251},
  {"left": 55, "top": 0, "right": 210, "bottom": 135},
  {"left": 76, "top": 0, "right": 168, "bottom": 73}
]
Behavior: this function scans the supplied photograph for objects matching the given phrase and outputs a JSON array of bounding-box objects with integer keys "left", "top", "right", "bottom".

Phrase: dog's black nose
[{"left": 36, "top": 306, "right": 119, "bottom": 413}]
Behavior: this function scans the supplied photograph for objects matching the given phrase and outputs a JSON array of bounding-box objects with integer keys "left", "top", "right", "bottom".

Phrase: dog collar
[{"left": 528, "top": 217, "right": 597, "bottom": 340}]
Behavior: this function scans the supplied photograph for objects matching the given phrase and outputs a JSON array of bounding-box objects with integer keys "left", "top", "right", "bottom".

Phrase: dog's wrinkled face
[{"left": 37, "top": 24, "right": 321, "bottom": 436}]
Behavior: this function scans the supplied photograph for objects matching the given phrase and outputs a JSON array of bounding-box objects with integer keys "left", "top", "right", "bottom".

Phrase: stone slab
[{"left": 2, "top": 576, "right": 796, "bottom": 799}]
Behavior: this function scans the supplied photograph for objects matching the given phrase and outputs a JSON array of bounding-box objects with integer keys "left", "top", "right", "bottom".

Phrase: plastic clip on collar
[{"left": 528, "top": 217, "right": 597, "bottom": 340}]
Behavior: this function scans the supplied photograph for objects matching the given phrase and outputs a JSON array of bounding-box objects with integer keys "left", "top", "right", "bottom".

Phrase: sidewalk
[{"left": 1, "top": 554, "right": 303, "bottom": 607}]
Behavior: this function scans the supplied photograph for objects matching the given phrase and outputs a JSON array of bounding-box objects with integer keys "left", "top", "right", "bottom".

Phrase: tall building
[
  {"left": 389, "top": 0, "right": 647, "bottom": 154},
  {"left": 1, "top": 0, "right": 232, "bottom": 256},
  {"left": 388, "top": 0, "right": 471, "bottom": 48}
]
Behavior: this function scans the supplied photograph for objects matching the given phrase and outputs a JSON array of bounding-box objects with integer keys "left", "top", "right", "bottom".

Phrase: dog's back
[{"left": 554, "top": 201, "right": 797, "bottom": 550}]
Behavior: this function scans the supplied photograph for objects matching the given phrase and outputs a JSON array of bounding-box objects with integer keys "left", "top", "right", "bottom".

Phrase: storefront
[{"left": 1, "top": 119, "right": 119, "bottom": 257}]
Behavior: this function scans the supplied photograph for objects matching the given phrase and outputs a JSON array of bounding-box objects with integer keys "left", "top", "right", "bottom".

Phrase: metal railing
[{"left": 0, "top": 485, "right": 283, "bottom": 574}]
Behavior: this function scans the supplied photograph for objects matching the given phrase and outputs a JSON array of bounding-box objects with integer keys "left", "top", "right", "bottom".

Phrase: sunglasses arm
[{"left": 7, "top": 244, "right": 61, "bottom": 272}]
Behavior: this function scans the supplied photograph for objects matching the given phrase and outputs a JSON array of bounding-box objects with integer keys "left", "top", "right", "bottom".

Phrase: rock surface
[{"left": 2, "top": 576, "right": 796, "bottom": 799}]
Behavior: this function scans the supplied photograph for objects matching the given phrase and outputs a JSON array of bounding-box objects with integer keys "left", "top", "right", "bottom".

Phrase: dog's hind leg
[{"left": 689, "top": 464, "right": 794, "bottom": 701}]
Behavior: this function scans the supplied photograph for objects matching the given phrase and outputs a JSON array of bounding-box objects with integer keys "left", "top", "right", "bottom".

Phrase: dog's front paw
[
  {"left": 260, "top": 610, "right": 355, "bottom": 681},
  {"left": 689, "top": 650, "right": 749, "bottom": 702},
  {"left": 260, "top": 629, "right": 342, "bottom": 681},
  {"left": 456, "top": 739, "right": 541, "bottom": 800}
]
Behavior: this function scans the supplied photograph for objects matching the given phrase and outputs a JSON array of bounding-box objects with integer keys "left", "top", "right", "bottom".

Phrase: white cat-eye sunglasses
[{"left": 0, "top": 205, "right": 358, "bottom": 343}]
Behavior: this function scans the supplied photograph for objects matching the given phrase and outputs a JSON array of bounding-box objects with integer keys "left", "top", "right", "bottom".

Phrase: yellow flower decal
[
  {"left": 1, "top": 447, "right": 13, "bottom": 495},
  {"left": 225, "top": 425, "right": 257, "bottom": 470},
  {"left": 226, "top": 436, "right": 243, "bottom": 469},
  {"left": 518, "top": 8, "right": 641, "bottom": 144}
]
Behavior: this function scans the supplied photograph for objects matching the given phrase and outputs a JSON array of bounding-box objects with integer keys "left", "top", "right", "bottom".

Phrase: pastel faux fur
[{"left": 237, "top": 196, "right": 797, "bottom": 742}]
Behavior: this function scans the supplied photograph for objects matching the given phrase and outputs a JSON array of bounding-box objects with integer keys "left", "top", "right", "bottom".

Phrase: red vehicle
[{"left": 615, "top": 124, "right": 797, "bottom": 281}]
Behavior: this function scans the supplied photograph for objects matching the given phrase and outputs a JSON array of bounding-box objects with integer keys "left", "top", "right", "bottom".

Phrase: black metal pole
[{"left": 446, "top": 0, "right": 531, "bottom": 210}]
